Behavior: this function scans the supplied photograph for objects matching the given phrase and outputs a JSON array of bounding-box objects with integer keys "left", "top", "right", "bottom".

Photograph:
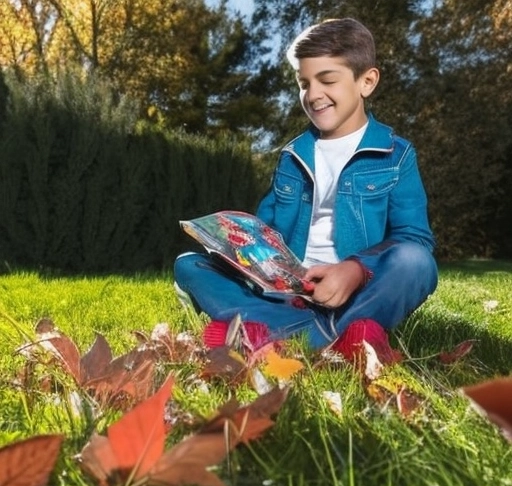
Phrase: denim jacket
[{"left": 256, "top": 114, "right": 435, "bottom": 261}]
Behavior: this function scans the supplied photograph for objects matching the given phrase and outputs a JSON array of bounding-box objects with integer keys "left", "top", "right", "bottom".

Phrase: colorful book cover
[{"left": 180, "top": 211, "right": 314, "bottom": 299}]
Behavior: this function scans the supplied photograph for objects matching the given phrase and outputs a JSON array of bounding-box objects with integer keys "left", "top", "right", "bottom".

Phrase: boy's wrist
[{"left": 344, "top": 256, "right": 373, "bottom": 288}]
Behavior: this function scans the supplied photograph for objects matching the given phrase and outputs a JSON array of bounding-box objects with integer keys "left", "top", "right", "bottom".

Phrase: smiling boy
[{"left": 174, "top": 18, "right": 438, "bottom": 362}]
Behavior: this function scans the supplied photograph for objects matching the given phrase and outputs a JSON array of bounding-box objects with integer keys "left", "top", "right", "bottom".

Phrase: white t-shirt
[{"left": 303, "top": 124, "right": 367, "bottom": 267}]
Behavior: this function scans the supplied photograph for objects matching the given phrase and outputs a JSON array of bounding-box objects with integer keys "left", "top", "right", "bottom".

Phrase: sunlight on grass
[{"left": 0, "top": 262, "right": 511, "bottom": 485}]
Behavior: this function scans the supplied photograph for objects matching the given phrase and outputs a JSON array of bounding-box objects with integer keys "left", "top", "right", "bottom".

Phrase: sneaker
[
  {"left": 173, "top": 281, "right": 198, "bottom": 312},
  {"left": 331, "top": 318, "right": 402, "bottom": 365}
]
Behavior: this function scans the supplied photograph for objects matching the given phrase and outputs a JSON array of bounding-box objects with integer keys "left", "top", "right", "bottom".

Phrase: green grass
[{"left": 1, "top": 261, "right": 512, "bottom": 486}]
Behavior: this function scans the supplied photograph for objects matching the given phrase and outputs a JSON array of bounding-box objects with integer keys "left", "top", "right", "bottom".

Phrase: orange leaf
[
  {"left": 461, "top": 377, "right": 512, "bottom": 441},
  {"left": 0, "top": 434, "right": 63, "bottom": 486},
  {"left": 262, "top": 349, "right": 303, "bottom": 380},
  {"left": 78, "top": 375, "right": 174, "bottom": 482},
  {"left": 108, "top": 375, "right": 174, "bottom": 478}
]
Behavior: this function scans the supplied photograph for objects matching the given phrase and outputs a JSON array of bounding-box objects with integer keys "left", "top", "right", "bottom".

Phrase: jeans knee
[
  {"left": 173, "top": 251, "right": 202, "bottom": 285},
  {"left": 388, "top": 241, "right": 438, "bottom": 290}
]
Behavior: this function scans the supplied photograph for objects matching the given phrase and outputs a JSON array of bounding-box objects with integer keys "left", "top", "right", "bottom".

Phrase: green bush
[{"left": 0, "top": 72, "right": 259, "bottom": 272}]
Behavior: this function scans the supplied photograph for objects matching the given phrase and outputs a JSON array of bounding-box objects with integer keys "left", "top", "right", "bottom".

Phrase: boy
[{"left": 174, "top": 18, "right": 438, "bottom": 362}]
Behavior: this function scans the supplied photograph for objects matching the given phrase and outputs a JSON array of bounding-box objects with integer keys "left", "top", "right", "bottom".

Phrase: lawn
[{"left": 0, "top": 260, "right": 511, "bottom": 486}]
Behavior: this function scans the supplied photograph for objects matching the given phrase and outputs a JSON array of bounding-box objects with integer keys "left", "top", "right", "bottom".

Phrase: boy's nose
[{"left": 306, "top": 82, "right": 323, "bottom": 102}]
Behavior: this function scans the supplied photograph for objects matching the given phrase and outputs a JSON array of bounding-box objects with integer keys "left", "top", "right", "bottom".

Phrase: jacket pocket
[
  {"left": 352, "top": 168, "right": 398, "bottom": 197},
  {"left": 274, "top": 172, "right": 302, "bottom": 203}
]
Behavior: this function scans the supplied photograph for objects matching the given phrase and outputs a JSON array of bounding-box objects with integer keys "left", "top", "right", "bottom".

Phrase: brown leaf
[
  {"left": 150, "top": 434, "right": 229, "bottom": 486},
  {"left": 84, "top": 348, "right": 156, "bottom": 406},
  {"left": 203, "top": 386, "right": 288, "bottom": 444},
  {"left": 461, "top": 377, "right": 512, "bottom": 441},
  {"left": 0, "top": 434, "right": 63, "bottom": 486},
  {"left": 201, "top": 346, "right": 247, "bottom": 383},
  {"left": 151, "top": 388, "right": 288, "bottom": 485},
  {"left": 80, "top": 333, "right": 113, "bottom": 384},
  {"left": 33, "top": 327, "right": 81, "bottom": 383},
  {"left": 396, "top": 386, "right": 422, "bottom": 417},
  {"left": 439, "top": 339, "right": 477, "bottom": 364}
]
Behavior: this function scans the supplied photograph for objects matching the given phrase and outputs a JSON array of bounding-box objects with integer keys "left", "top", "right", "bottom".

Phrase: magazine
[{"left": 180, "top": 210, "right": 315, "bottom": 299}]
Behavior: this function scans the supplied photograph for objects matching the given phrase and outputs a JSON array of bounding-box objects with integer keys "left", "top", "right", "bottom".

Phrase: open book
[{"left": 180, "top": 211, "right": 314, "bottom": 299}]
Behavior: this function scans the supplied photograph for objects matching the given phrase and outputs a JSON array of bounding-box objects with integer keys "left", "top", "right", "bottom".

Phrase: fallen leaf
[
  {"left": 80, "top": 334, "right": 113, "bottom": 384},
  {"left": 439, "top": 339, "right": 477, "bottom": 364},
  {"left": 202, "top": 386, "right": 289, "bottom": 444},
  {"left": 322, "top": 391, "right": 343, "bottom": 416},
  {"left": 461, "top": 377, "right": 512, "bottom": 442},
  {"left": 78, "top": 375, "right": 174, "bottom": 483},
  {"left": 0, "top": 434, "right": 63, "bottom": 486},
  {"left": 17, "top": 322, "right": 158, "bottom": 408},
  {"left": 201, "top": 346, "right": 247, "bottom": 383},
  {"left": 79, "top": 382, "right": 287, "bottom": 486},
  {"left": 396, "top": 386, "right": 422, "bottom": 417},
  {"left": 363, "top": 341, "right": 383, "bottom": 380},
  {"left": 84, "top": 347, "right": 156, "bottom": 406},
  {"left": 262, "top": 349, "right": 303, "bottom": 381}
]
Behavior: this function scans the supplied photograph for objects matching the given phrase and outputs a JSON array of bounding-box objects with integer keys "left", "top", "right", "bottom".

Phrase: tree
[
  {"left": 0, "top": 0, "right": 273, "bottom": 138},
  {"left": 409, "top": 0, "right": 512, "bottom": 257}
]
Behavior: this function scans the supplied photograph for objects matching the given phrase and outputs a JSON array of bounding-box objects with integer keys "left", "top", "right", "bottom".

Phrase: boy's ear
[{"left": 360, "top": 68, "right": 380, "bottom": 98}]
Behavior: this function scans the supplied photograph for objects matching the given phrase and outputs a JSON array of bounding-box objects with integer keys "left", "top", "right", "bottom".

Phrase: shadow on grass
[
  {"left": 438, "top": 258, "right": 512, "bottom": 275},
  {"left": 399, "top": 314, "right": 512, "bottom": 383}
]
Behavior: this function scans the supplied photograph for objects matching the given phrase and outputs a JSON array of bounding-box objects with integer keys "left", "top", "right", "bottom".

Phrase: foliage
[
  {"left": 0, "top": 72, "right": 260, "bottom": 272},
  {"left": 0, "top": 261, "right": 512, "bottom": 485},
  {"left": 0, "top": 0, "right": 272, "bottom": 138},
  {"left": 2, "top": 0, "right": 512, "bottom": 261}
]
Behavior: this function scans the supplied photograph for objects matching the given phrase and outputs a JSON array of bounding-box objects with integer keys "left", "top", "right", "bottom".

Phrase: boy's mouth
[{"left": 311, "top": 102, "right": 333, "bottom": 112}]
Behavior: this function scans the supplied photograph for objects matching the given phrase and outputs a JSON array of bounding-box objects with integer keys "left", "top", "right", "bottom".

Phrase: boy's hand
[{"left": 304, "top": 260, "right": 365, "bottom": 308}]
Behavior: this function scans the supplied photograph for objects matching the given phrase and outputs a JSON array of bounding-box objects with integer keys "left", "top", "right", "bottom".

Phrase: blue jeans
[{"left": 173, "top": 241, "right": 438, "bottom": 349}]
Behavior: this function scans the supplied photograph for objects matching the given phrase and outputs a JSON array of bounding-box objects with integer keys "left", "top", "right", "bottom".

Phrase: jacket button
[{"left": 367, "top": 184, "right": 376, "bottom": 190}]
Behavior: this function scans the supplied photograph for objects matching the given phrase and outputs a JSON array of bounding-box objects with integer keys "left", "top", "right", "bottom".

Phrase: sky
[{"left": 205, "top": 0, "right": 255, "bottom": 19}]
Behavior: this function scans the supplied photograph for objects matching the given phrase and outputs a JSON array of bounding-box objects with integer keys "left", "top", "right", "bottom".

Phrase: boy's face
[{"left": 296, "top": 56, "right": 379, "bottom": 139}]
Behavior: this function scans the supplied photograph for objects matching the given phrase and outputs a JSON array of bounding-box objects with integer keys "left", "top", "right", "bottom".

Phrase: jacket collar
[{"left": 284, "top": 112, "right": 394, "bottom": 166}]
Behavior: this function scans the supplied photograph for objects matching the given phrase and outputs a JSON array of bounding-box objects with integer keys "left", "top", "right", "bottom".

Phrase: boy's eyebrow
[{"left": 297, "top": 69, "right": 341, "bottom": 80}]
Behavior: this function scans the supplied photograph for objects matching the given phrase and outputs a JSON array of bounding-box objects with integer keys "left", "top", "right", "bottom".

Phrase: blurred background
[{"left": 0, "top": 0, "right": 510, "bottom": 272}]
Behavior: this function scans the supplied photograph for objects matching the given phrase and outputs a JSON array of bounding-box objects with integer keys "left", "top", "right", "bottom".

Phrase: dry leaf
[
  {"left": 202, "top": 386, "right": 289, "bottom": 445},
  {"left": 78, "top": 375, "right": 175, "bottom": 483},
  {"left": 79, "top": 381, "right": 287, "bottom": 486},
  {"left": 201, "top": 346, "right": 247, "bottom": 383},
  {"left": 262, "top": 349, "right": 303, "bottom": 381},
  {"left": 322, "top": 391, "right": 343, "bottom": 416},
  {"left": 363, "top": 341, "right": 383, "bottom": 380},
  {"left": 439, "top": 339, "right": 477, "bottom": 364},
  {"left": 461, "top": 377, "right": 512, "bottom": 441},
  {"left": 17, "top": 321, "right": 158, "bottom": 408},
  {"left": 396, "top": 386, "right": 422, "bottom": 417},
  {"left": 0, "top": 434, "right": 63, "bottom": 486}
]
